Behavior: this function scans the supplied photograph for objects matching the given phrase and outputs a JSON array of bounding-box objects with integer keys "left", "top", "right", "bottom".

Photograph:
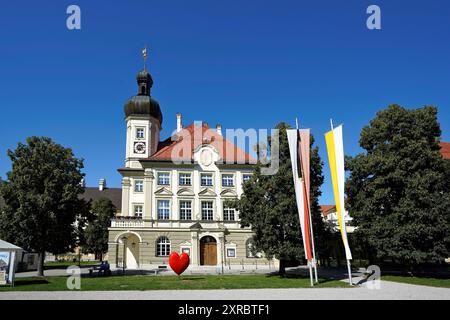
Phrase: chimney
[
  {"left": 99, "top": 179, "right": 107, "bottom": 191},
  {"left": 216, "top": 124, "right": 222, "bottom": 136},
  {"left": 176, "top": 113, "right": 182, "bottom": 133}
]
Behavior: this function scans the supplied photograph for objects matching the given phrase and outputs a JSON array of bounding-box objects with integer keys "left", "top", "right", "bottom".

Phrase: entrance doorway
[
  {"left": 200, "top": 236, "right": 217, "bottom": 266},
  {"left": 120, "top": 233, "right": 140, "bottom": 269}
]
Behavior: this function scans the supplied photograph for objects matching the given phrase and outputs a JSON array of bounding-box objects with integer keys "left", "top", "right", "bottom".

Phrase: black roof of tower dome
[{"left": 124, "top": 68, "right": 163, "bottom": 125}]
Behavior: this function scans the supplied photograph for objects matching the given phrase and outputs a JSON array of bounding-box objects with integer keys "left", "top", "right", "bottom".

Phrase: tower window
[{"left": 136, "top": 128, "right": 145, "bottom": 139}]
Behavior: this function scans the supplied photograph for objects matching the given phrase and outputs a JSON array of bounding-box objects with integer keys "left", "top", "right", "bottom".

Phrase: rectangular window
[
  {"left": 227, "top": 248, "right": 236, "bottom": 258},
  {"left": 134, "top": 205, "right": 143, "bottom": 218},
  {"left": 181, "top": 247, "right": 191, "bottom": 256},
  {"left": 222, "top": 174, "right": 234, "bottom": 187},
  {"left": 223, "top": 207, "right": 235, "bottom": 221},
  {"left": 157, "top": 172, "right": 170, "bottom": 185},
  {"left": 201, "top": 201, "right": 214, "bottom": 220},
  {"left": 136, "top": 128, "right": 145, "bottom": 139},
  {"left": 134, "top": 179, "right": 144, "bottom": 193},
  {"left": 201, "top": 173, "right": 213, "bottom": 186},
  {"left": 243, "top": 174, "right": 252, "bottom": 183},
  {"left": 179, "top": 173, "right": 192, "bottom": 186},
  {"left": 157, "top": 200, "right": 170, "bottom": 220},
  {"left": 179, "top": 201, "right": 192, "bottom": 220}
]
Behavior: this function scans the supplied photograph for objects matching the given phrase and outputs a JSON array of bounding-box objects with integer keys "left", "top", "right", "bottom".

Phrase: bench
[{"left": 89, "top": 264, "right": 111, "bottom": 276}]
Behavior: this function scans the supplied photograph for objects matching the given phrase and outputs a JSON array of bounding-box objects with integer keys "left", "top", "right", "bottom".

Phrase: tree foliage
[
  {"left": 82, "top": 197, "right": 116, "bottom": 261},
  {"left": 234, "top": 122, "right": 331, "bottom": 275},
  {"left": 346, "top": 105, "right": 450, "bottom": 267},
  {"left": 0, "top": 137, "right": 89, "bottom": 276}
]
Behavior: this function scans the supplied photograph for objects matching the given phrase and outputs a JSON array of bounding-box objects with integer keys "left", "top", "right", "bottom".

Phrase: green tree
[
  {"left": 0, "top": 137, "right": 89, "bottom": 276},
  {"left": 234, "top": 122, "right": 330, "bottom": 275},
  {"left": 82, "top": 198, "right": 116, "bottom": 261},
  {"left": 346, "top": 105, "right": 450, "bottom": 269}
]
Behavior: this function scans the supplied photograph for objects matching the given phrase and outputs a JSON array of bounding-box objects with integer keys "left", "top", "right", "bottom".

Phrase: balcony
[{"left": 111, "top": 217, "right": 144, "bottom": 228}]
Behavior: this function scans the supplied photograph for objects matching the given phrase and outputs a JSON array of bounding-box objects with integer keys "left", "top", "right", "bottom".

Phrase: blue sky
[{"left": 0, "top": 0, "right": 449, "bottom": 204}]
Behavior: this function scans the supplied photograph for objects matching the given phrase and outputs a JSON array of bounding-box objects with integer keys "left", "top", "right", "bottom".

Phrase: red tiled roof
[
  {"left": 440, "top": 142, "right": 450, "bottom": 160},
  {"left": 320, "top": 204, "right": 336, "bottom": 217},
  {"left": 145, "top": 123, "right": 255, "bottom": 164}
]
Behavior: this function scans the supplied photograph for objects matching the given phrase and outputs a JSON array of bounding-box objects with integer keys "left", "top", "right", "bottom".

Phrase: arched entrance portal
[
  {"left": 200, "top": 236, "right": 217, "bottom": 266},
  {"left": 120, "top": 233, "right": 140, "bottom": 269}
]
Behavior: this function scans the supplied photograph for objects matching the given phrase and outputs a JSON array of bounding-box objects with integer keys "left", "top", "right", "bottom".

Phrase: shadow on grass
[
  {"left": 264, "top": 272, "right": 338, "bottom": 284},
  {"left": 177, "top": 277, "right": 206, "bottom": 281},
  {"left": 14, "top": 279, "right": 50, "bottom": 286}
]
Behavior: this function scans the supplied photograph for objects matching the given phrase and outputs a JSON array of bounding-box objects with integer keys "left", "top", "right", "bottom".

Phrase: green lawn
[
  {"left": 382, "top": 275, "right": 450, "bottom": 288},
  {"left": 0, "top": 274, "right": 350, "bottom": 291}
]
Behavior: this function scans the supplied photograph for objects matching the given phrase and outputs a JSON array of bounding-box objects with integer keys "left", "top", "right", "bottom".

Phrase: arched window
[{"left": 156, "top": 237, "right": 171, "bottom": 257}]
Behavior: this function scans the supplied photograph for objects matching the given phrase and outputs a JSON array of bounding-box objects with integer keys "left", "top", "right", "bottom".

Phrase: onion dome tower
[{"left": 123, "top": 47, "right": 162, "bottom": 167}]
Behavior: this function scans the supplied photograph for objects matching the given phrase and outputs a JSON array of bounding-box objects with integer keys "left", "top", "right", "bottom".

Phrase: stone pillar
[
  {"left": 218, "top": 234, "right": 225, "bottom": 270},
  {"left": 144, "top": 169, "right": 154, "bottom": 220},
  {"left": 121, "top": 177, "right": 131, "bottom": 217},
  {"left": 191, "top": 232, "right": 199, "bottom": 266}
]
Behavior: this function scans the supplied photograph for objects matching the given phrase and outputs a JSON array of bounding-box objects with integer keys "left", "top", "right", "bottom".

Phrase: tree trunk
[
  {"left": 278, "top": 259, "right": 286, "bottom": 277},
  {"left": 37, "top": 251, "right": 45, "bottom": 277}
]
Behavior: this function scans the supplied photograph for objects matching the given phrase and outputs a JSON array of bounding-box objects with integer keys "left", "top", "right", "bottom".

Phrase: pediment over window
[
  {"left": 220, "top": 189, "right": 237, "bottom": 197},
  {"left": 179, "top": 241, "right": 192, "bottom": 247},
  {"left": 177, "top": 187, "right": 195, "bottom": 196},
  {"left": 154, "top": 187, "right": 173, "bottom": 196},
  {"left": 198, "top": 188, "right": 217, "bottom": 197}
]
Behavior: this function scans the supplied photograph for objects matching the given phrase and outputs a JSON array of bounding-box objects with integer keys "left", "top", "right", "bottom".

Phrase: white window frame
[
  {"left": 157, "top": 199, "right": 171, "bottom": 220},
  {"left": 156, "top": 237, "right": 171, "bottom": 257},
  {"left": 200, "top": 173, "right": 213, "bottom": 187},
  {"left": 134, "top": 179, "right": 144, "bottom": 193},
  {"left": 157, "top": 172, "right": 171, "bottom": 186},
  {"left": 201, "top": 201, "right": 214, "bottom": 221},
  {"left": 179, "top": 172, "right": 192, "bottom": 186},
  {"left": 242, "top": 173, "right": 252, "bottom": 183},
  {"left": 223, "top": 206, "right": 235, "bottom": 221},
  {"left": 133, "top": 204, "right": 143, "bottom": 218},
  {"left": 222, "top": 174, "right": 234, "bottom": 187},
  {"left": 179, "top": 200, "right": 192, "bottom": 221}
]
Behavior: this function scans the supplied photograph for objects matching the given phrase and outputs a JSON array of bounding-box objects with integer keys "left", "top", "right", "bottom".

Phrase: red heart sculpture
[{"left": 169, "top": 252, "right": 190, "bottom": 275}]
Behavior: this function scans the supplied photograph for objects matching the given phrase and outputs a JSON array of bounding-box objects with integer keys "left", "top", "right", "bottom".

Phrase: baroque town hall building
[{"left": 107, "top": 57, "right": 274, "bottom": 270}]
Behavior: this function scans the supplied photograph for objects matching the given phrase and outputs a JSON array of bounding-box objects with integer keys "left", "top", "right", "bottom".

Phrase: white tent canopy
[
  {"left": 0, "top": 239, "right": 21, "bottom": 287},
  {"left": 0, "top": 239, "right": 22, "bottom": 251}
]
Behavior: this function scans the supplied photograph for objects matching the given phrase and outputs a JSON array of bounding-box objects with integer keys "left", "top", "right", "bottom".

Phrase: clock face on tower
[{"left": 134, "top": 141, "right": 147, "bottom": 154}]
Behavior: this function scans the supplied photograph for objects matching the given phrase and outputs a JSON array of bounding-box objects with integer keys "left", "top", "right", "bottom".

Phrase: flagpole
[
  {"left": 296, "top": 118, "right": 318, "bottom": 284},
  {"left": 308, "top": 261, "right": 314, "bottom": 287},
  {"left": 347, "top": 259, "right": 353, "bottom": 286}
]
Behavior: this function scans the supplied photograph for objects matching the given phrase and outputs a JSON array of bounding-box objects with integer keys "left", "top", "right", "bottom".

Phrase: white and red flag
[{"left": 287, "top": 128, "right": 314, "bottom": 263}]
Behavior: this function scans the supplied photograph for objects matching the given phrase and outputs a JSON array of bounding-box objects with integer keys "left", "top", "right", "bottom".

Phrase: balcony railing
[{"left": 111, "top": 217, "right": 144, "bottom": 228}]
